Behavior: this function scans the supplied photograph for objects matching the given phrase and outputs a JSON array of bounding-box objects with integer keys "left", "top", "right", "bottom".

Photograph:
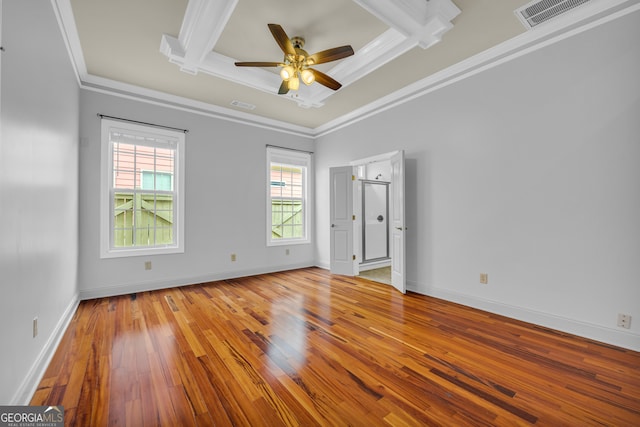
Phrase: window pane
[
  {"left": 136, "top": 149, "right": 155, "bottom": 190},
  {"left": 103, "top": 119, "right": 184, "bottom": 257},
  {"left": 112, "top": 143, "right": 136, "bottom": 189},
  {"left": 157, "top": 172, "right": 172, "bottom": 191},
  {"left": 141, "top": 171, "right": 154, "bottom": 190},
  {"left": 156, "top": 226, "right": 173, "bottom": 245},
  {"left": 291, "top": 225, "right": 303, "bottom": 238},
  {"left": 113, "top": 192, "right": 134, "bottom": 248},
  {"left": 267, "top": 149, "right": 309, "bottom": 245},
  {"left": 113, "top": 227, "right": 133, "bottom": 248},
  {"left": 110, "top": 134, "right": 177, "bottom": 249},
  {"left": 135, "top": 226, "right": 154, "bottom": 247}
]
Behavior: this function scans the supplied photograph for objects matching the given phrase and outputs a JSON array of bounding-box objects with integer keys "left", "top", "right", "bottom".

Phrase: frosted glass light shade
[
  {"left": 280, "top": 65, "right": 295, "bottom": 81},
  {"left": 288, "top": 76, "right": 300, "bottom": 90},
  {"left": 301, "top": 69, "right": 315, "bottom": 85}
]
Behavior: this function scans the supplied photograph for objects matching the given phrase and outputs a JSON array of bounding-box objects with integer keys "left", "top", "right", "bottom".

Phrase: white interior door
[
  {"left": 390, "top": 151, "right": 406, "bottom": 293},
  {"left": 330, "top": 166, "right": 355, "bottom": 275}
]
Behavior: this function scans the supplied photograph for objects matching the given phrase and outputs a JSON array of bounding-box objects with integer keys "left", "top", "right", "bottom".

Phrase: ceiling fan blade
[
  {"left": 310, "top": 69, "right": 342, "bottom": 91},
  {"left": 268, "top": 24, "right": 296, "bottom": 56},
  {"left": 234, "top": 61, "right": 282, "bottom": 67},
  {"left": 278, "top": 80, "right": 290, "bottom": 95},
  {"left": 308, "top": 45, "right": 354, "bottom": 65}
]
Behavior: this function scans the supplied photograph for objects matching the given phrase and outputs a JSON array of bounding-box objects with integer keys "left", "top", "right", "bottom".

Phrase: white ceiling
[{"left": 58, "top": 0, "right": 638, "bottom": 136}]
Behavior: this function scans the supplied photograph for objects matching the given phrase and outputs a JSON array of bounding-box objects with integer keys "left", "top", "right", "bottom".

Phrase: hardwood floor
[{"left": 32, "top": 268, "right": 640, "bottom": 426}]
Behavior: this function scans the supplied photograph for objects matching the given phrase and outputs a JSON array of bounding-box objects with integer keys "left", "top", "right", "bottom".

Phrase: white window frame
[
  {"left": 266, "top": 147, "right": 312, "bottom": 246},
  {"left": 100, "top": 118, "right": 185, "bottom": 258}
]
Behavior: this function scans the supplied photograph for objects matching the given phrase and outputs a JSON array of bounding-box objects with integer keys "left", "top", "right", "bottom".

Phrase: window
[
  {"left": 267, "top": 147, "right": 311, "bottom": 246},
  {"left": 141, "top": 171, "right": 173, "bottom": 191},
  {"left": 100, "top": 119, "right": 185, "bottom": 258}
]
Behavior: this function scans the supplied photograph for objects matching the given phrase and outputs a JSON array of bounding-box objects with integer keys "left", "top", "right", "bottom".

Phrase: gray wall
[
  {"left": 0, "top": 1, "right": 80, "bottom": 403},
  {"left": 2, "top": 0, "right": 638, "bottom": 406},
  {"left": 77, "top": 91, "right": 315, "bottom": 299},
  {"left": 315, "top": 10, "right": 640, "bottom": 349}
]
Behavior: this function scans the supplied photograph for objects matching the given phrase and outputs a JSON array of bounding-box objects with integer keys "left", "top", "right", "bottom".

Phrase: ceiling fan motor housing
[{"left": 291, "top": 36, "right": 305, "bottom": 49}]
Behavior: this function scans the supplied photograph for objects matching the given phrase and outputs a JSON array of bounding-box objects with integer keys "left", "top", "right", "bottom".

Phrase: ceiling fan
[{"left": 235, "top": 24, "right": 354, "bottom": 95}]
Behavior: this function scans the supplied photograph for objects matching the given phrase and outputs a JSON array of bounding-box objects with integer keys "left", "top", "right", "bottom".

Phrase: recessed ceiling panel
[
  {"left": 65, "top": 0, "right": 628, "bottom": 131},
  {"left": 216, "top": 0, "right": 388, "bottom": 64}
]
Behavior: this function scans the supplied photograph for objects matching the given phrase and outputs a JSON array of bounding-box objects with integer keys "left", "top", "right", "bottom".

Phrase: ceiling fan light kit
[
  {"left": 288, "top": 75, "right": 300, "bottom": 90},
  {"left": 235, "top": 24, "right": 354, "bottom": 95},
  {"left": 301, "top": 69, "right": 315, "bottom": 85},
  {"left": 279, "top": 38, "right": 315, "bottom": 89}
]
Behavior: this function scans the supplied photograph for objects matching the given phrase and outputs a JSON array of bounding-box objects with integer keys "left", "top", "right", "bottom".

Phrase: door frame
[
  {"left": 328, "top": 151, "right": 406, "bottom": 292},
  {"left": 350, "top": 151, "right": 400, "bottom": 275}
]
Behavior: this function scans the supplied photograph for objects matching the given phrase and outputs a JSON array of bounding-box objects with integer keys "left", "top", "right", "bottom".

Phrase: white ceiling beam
[
  {"left": 160, "top": 0, "right": 459, "bottom": 108},
  {"left": 162, "top": 0, "right": 238, "bottom": 74},
  {"left": 353, "top": 0, "right": 460, "bottom": 48},
  {"left": 301, "top": 0, "right": 460, "bottom": 106}
]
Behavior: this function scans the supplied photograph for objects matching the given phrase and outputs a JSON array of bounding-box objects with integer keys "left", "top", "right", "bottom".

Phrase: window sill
[
  {"left": 267, "top": 239, "right": 310, "bottom": 247},
  {"left": 101, "top": 246, "right": 184, "bottom": 259}
]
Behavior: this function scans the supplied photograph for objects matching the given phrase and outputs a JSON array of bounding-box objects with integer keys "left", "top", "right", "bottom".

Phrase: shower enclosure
[{"left": 361, "top": 180, "right": 389, "bottom": 263}]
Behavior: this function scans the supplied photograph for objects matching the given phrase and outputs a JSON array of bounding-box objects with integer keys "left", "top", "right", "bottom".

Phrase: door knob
[
  {"left": 395, "top": 227, "right": 405, "bottom": 231},
  {"left": 331, "top": 224, "right": 336, "bottom": 228}
]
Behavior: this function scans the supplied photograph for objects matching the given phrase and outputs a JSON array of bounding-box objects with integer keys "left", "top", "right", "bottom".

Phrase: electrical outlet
[
  {"left": 480, "top": 273, "right": 488, "bottom": 284},
  {"left": 231, "top": 253, "right": 237, "bottom": 262},
  {"left": 144, "top": 261, "right": 152, "bottom": 270},
  {"left": 617, "top": 313, "right": 631, "bottom": 329},
  {"left": 33, "top": 317, "right": 38, "bottom": 338}
]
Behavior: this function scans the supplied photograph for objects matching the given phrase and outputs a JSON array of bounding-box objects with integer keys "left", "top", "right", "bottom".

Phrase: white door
[
  {"left": 330, "top": 166, "right": 355, "bottom": 275},
  {"left": 390, "top": 151, "right": 406, "bottom": 293}
]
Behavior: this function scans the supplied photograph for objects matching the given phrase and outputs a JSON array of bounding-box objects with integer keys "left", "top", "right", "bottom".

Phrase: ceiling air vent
[
  {"left": 230, "top": 100, "right": 256, "bottom": 111},
  {"left": 515, "top": 0, "right": 592, "bottom": 29}
]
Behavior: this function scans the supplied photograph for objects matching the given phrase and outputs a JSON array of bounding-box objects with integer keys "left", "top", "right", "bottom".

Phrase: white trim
[
  {"left": 52, "top": 0, "right": 639, "bottom": 138},
  {"left": 354, "top": 0, "right": 461, "bottom": 48},
  {"left": 407, "top": 280, "right": 640, "bottom": 352},
  {"left": 79, "top": 263, "right": 315, "bottom": 300},
  {"left": 82, "top": 75, "right": 316, "bottom": 138},
  {"left": 12, "top": 295, "right": 80, "bottom": 405},
  {"left": 100, "top": 119, "right": 186, "bottom": 258},
  {"left": 315, "top": 0, "right": 640, "bottom": 137},
  {"left": 50, "top": 0, "right": 84, "bottom": 86},
  {"left": 159, "top": 0, "right": 459, "bottom": 109},
  {"left": 313, "top": 264, "right": 640, "bottom": 351},
  {"left": 349, "top": 150, "right": 399, "bottom": 166},
  {"left": 266, "top": 147, "right": 312, "bottom": 247}
]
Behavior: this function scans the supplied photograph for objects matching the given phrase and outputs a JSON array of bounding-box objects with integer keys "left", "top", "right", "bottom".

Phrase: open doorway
[
  {"left": 354, "top": 161, "right": 392, "bottom": 285},
  {"left": 330, "top": 150, "right": 405, "bottom": 293}
]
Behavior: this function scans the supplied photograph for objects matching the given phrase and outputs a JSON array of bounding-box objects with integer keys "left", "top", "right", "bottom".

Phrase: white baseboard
[
  {"left": 79, "top": 262, "right": 315, "bottom": 300},
  {"left": 316, "top": 261, "right": 330, "bottom": 271},
  {"left": 407, "top": 280, "right": 640, "bottom": 352},
  {"left": 12, "top": 294, "right": 80, "bottom": 405},
  {"left": 17, "top": 268, "right": 638, "bottom": 407}
]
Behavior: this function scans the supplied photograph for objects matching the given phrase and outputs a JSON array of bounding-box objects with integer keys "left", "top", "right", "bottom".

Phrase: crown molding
[
  {"left": 314, "top": 0, "right": 640, "bottom": 137},
  {"left": 52, "top": 0, "right": 639, "bottom": 140},
  {"left": 81, "top": 74, "right": 316, "bottom": 138},
  {"left": 50, "top": 0, "right": 85, "bottom": 86}
]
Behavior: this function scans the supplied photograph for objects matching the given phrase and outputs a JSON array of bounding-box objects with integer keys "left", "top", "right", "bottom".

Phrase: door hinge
[
  {"left": 352, "top": 215, "right": 356, "bottom": 220},
  {"left": 352, "top": 175, "right": 356, "bottom": 181},
  {"left": 353, "top": 255, "right": 356, "bottom": 260}
]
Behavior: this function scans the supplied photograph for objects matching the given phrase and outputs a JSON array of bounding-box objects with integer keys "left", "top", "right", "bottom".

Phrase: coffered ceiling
[{"left": 56, "top": 0, "right": 637, "bottom": 135}]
